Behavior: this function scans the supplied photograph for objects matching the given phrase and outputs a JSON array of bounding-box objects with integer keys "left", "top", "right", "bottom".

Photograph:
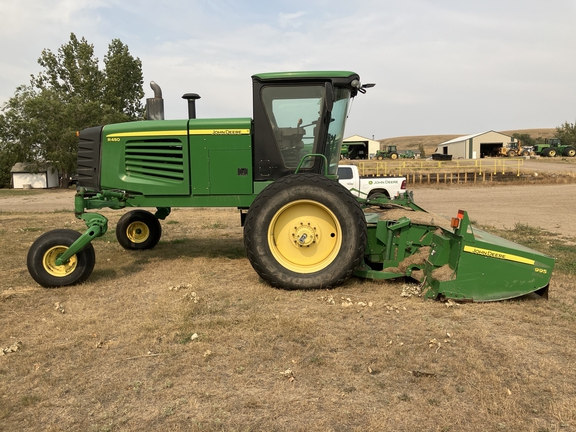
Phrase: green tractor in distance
[
  {"left": 533, "top": 138, "right": 576, "bottom": 157},
  {"left": 374, "top": 145, "right": 399, "bottom": 160},
  {"left": 340, "top": 143, "right": 350, "bottom": 159},
  {"left": 26, "top": 71, "right": 555, "bottom": 302},
  {"left": 400, "top": 150, "right": 416, "bottom": 159}
]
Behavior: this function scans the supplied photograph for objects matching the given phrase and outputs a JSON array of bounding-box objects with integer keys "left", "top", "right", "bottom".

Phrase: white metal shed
[
  {"left": 10, "top": 162, "right": 60, "bottom": 189},
  {"left": 435, "top": 131, "right": 517, "bottom": 159}
]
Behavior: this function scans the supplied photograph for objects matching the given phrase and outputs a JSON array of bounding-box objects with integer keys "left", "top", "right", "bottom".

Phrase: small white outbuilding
[
  {"left": 343, "top": 135, "right": 380, "bottom": 159},
  {"left": 10, "top": 162, "right": 60, "bottom": 189}
]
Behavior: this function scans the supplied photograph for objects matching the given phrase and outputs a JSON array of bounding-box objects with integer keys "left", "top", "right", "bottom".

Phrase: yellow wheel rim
[
  {"left": 126, "top": 221, "right": 150, "bottom": 243},
  {"left": 268, "top": 200, "right": 342, "bottom": 273},
  {"left": 391, "top": 154, "right": 398, "bottom": 159},
  {"left": 42, "top": 246, "right": 78, "bottom": 277}
]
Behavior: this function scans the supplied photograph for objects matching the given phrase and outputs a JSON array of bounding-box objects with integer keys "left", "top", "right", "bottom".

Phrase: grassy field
[{"left": 1, "top": 203, "right": 576, "bottom": 431}]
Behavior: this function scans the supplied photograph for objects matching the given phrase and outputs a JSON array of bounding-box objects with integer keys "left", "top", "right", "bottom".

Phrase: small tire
[
  {"left": 367, "top": 190, "right": 390, "bottom": 200},
  {"left": 244, "top": 174, "right": 367, "bottom": 290},
  {"left": 27, "top": 229, "right": 95, "bottom": 288},
  {"left": 116, "top": 210, "right": 162, "bottom": 250}
]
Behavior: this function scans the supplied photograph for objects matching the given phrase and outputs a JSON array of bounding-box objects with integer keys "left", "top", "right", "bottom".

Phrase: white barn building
[{"left": 435, "top": 131, "right": 517, "bottom": 159}]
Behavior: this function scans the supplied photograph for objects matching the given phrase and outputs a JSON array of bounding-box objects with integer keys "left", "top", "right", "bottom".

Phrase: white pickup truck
[{"left": 337, "top": 164, "right": 406, "bottom": 199}]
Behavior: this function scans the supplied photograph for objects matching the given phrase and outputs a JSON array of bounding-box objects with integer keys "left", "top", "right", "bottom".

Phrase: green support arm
[{"left": 55, "top": 213, "right": 109, "bottom": 266}]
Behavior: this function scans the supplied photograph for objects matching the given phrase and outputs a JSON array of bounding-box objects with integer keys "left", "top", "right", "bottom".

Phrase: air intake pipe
[
  {"left": 146, "top": 81, "right": 164, "bottom": 120},
  {"left": 182, "top": 93, "right": 201, "bottom": 119}
]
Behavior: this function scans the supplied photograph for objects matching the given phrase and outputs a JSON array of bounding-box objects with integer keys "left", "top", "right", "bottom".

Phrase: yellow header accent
[
  {"left": 463, "top": 245, "right": 535, "bottom": 265},
  {"left": 106, "top": 129, "right": 250, "bottom": 138}
]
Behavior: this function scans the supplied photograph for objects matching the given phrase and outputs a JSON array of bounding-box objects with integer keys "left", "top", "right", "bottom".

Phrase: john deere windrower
[{"left": 26, "top": 71, "right": 554, "bottom": 301}]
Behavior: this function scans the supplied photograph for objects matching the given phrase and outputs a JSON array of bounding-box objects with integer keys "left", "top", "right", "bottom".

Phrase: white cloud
[{"left": 278, "top": 11, "right": 307, "bottom": 28}]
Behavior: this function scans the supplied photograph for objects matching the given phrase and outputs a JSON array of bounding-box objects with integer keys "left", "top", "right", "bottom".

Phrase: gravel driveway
[{"left": 2, "top": 180, "right": 576, "bottom": 238}]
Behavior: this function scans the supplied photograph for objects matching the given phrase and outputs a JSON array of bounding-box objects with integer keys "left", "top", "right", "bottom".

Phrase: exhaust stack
[
  {"left": 182, "top": 93, "right": 201, "bottom": 119},
  {"left": 146, "top": 81, "right": 164, "bottom": 120}
]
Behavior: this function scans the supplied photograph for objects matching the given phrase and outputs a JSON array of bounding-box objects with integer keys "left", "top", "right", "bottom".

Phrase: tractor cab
[{"left": 251, "top": 71, "right": 365, "bottom": 180}]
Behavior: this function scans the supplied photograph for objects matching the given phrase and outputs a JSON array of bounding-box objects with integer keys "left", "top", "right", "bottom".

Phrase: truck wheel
[
  {"left": 244, "top": 174, "right": 367, "bottom": 290},
  {"left": 27, "top": 229, "right": 95, "bottom": 288},
  {"left": 116, "top": 210, "right": 162, "bottom": 250},
  {"left": 563, "top": 147, "right": 576, "bottom": 157},
  {"left": 367, "top": 190, "right": 390, "bottom": 199}
]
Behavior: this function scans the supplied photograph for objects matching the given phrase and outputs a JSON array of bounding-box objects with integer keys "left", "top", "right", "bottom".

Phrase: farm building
[
  {"left": 10, "top": 162, "right": 60, "bottom": 189},
  {"left": 435, "top": 131, "right": 517, "bottom": 159},
  {"left": 343, "top": 135, "right": 380, "bottom": 159}
]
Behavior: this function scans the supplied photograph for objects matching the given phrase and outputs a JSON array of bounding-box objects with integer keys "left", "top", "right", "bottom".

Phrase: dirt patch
[
  {"left": 3, "top": 183, "right": 575, "bottom": 237},
  {"left": 411, "top": 183, "right": 576, "bottom": 237},
  {"left": 0, "top": 189, "right": 76, "bottom": 212}
]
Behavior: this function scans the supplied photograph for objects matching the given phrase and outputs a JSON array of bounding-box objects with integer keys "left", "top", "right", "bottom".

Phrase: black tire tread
[
  {"left": 116, "top": 210, "right": 162, "bottom": 250},
  {"left": 27, "top": 229, "right": 95, "bottom": 288},
  {"left": 244, "top": 173, "right": 367, "bottom": 290}
]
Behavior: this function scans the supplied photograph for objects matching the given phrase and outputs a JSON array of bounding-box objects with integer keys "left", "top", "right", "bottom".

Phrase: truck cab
[{"left": 337, "top": 164, "right": 406, "bottom": 199}]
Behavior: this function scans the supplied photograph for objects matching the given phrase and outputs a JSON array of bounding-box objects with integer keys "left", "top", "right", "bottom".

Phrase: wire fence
[
  {"left": 343, "top": 158, "right": 576, "bottom": 184},
  {"left": 355, "top": 158, "right": 526, "bottom": 177}
]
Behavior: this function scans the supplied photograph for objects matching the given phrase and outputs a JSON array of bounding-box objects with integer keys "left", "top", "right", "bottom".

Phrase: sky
[{"left": 1, "top": 0, "right": 576, "bottom": 139}]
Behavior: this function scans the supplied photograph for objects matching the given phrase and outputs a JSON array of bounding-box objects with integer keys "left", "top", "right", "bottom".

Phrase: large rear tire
[
  {"left": 563, "top": 147, "right": 576, "bottom": 157},
  {"left": 27, "top": 229, "right": 95, "bottom": 288},
  {"left": 244, "top": 174, "right": 367, "bottom": 290},
  {"left": 116, "top": 210, "right": 162, "bottom": 250}
]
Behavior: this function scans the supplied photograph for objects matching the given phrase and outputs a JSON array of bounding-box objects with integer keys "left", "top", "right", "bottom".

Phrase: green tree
[
  {"left": 555, "top": 121, "right": 576, "bottom": 146},
  {"left": 32, "top": 33, "right": 103, "bottom": 103},
  {"left": 0, "top": 33, "right": 144, "bottom": 188},
  {"left": 418, "top": 143, "right": 426, "bottom": 159},
  {"left": 0, "top": 86, "right": 43, "bottom": 186},
  {"left": 511, "top": 133, "right": 536, "bottom": 147},
  {"left": 103, "top": 39, "right": 144, "bottom": 120}
]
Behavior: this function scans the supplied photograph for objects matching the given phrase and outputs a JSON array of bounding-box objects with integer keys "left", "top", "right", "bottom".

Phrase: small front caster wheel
[{"left": 27, "top": 229, "right": 96, "bottom": 288}]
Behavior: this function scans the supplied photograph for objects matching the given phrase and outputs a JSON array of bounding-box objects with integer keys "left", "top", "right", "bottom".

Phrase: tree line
[
  {"left": 0, "top": 33, "right": 144, "bottom": 187},
  {"left": 512, "top": 122, "right": 576, "bottom": 148}
]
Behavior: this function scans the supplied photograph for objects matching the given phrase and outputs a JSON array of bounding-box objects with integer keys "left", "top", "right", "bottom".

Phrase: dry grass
[{"left": 1, "top": 206, "right": 576, "bottom": 431}]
